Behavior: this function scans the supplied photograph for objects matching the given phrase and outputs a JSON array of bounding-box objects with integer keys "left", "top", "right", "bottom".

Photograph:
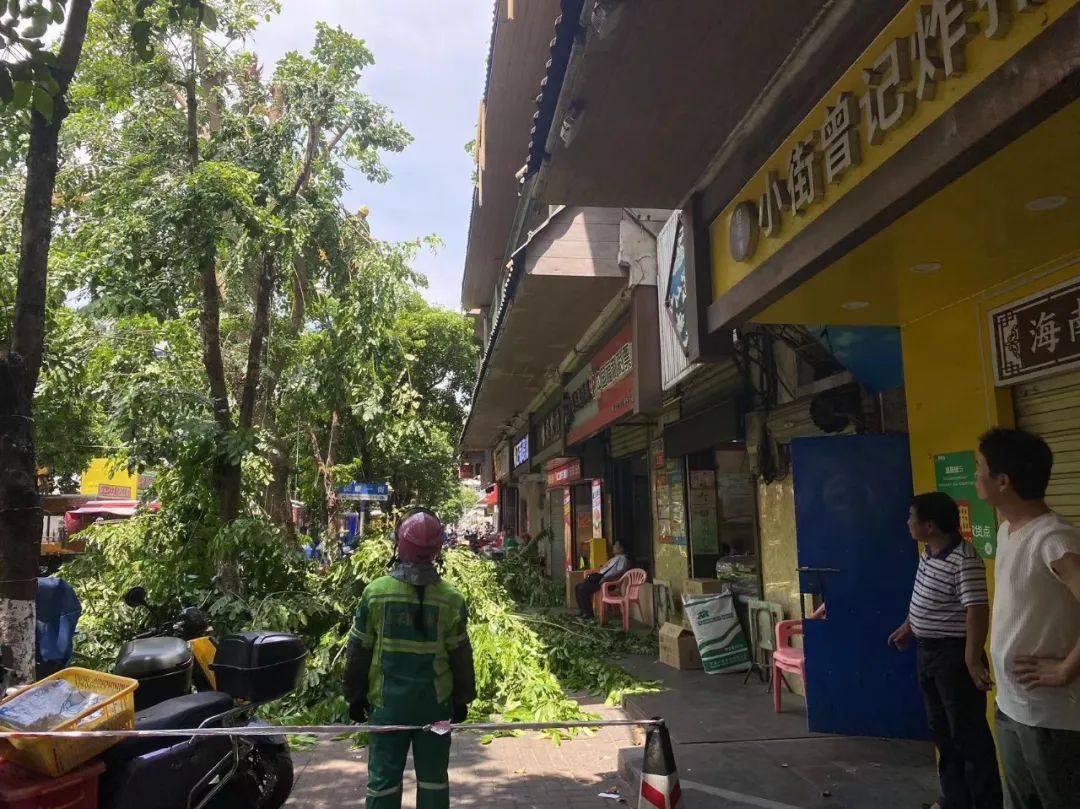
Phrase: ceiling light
[
  {"left": 910, "top": 262, "right": 942, "bottom": 274},
  {"left": 1025, "top": 195, "right": 1069, "bottom": 212},
  {"left": 841, "top": 301, "right": 869, "bottom": 310}
]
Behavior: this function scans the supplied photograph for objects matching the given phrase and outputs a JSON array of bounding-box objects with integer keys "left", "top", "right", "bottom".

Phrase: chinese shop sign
[
  {"left": 565, "top": 322, "right": 636, "bottom": 446},
  {"left": 990, "top": 276, "right": 1080, "bottom": 385},
  {"left": 934, "top": 451, "right": 997, "bottom": 559},
  {"left": 709, "top": 0, "right": 1067, "bottom": 297}
]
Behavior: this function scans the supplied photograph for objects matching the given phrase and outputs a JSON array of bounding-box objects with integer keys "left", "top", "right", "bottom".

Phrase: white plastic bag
[{"left": 682, "top": 588, "right": 751, "bottom": 674}]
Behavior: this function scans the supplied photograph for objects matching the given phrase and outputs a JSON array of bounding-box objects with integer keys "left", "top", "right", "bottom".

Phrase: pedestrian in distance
[
  {"left": 975, "top": 428, "right": 1080, "bottom": 809},
  {"left": 575, "top": 539, "right": 630, "bottom": 620},
  {"left": 344, "top": 508, "right": 476, "bottom": 809},
  {"left": 889, "top": 491, "right": 1002, "bottom": 809}
]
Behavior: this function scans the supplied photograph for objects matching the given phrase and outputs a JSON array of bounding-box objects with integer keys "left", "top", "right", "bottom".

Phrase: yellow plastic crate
[{"left": 0, "top": 667, "right": 137, "bottom": 777}]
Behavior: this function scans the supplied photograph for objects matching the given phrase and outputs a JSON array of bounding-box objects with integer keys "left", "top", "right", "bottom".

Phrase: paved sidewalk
[
  {"left": 286, "top": 698, "right": 638, "bottom": 808},
  {"left": 617, "top": 655, "right": 940, "bottom": 808}
]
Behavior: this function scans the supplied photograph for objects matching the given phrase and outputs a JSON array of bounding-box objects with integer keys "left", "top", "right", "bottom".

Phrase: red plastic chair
[
  {"left": 599, "top": 569, "right": 648, "bottom": 631},
  {"left": 772, "top": 603, "right": 826, "bottom": 713}
]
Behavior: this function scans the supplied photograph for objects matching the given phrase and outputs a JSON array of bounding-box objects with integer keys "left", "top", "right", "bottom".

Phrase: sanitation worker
[{"left": 344, "top": 508, "right": 476, "bottom": 809}]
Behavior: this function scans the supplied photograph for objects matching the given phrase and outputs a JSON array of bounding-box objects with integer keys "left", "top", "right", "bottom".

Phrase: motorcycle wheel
[
  {"left": 258, "top": 749, "right": 294, "bottom": 809},
  {"left": 210, "top": 746, "right": 293, "bottom": 809}
]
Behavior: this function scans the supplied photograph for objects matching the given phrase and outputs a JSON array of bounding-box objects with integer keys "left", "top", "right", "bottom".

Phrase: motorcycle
[{"left": 96, "top": 585, "right": 305, "bottom": 809}]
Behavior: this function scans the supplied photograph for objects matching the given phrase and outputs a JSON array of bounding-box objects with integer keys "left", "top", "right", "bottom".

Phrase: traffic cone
[{"left": 638, "top": 719, "right": 682, "bottom": 808}]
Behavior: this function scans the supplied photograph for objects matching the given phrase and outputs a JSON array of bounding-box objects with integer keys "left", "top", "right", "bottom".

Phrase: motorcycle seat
[
  {"left": 101, "top": 692, "right": 235, "bottom": 769},
  {"left": 135, "top": 691, "right": 234, "bottom": 731}
]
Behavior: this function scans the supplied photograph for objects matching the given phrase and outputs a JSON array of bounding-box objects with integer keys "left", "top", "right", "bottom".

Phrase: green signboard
[{"left": 934, "top": 451, "right": 997, "bottom": 559}]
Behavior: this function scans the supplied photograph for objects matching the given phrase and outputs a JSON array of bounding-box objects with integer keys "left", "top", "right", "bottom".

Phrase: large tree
[
  {"left": 0, "top": 0, "right": 94, "bottom": 683},
  {"left": 65, "top": 3, "right": 409, "bottom": 529}
]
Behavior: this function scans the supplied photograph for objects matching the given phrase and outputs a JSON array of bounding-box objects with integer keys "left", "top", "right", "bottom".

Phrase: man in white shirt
[
  {"left": 575, "top": 540, "right": 630, "bottom": 619},
  {"left": 975, "top": 428, "right": 1080, "bottom": 809}
]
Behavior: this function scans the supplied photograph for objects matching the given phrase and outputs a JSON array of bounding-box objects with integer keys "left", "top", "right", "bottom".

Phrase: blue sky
[{"left": 251, "top": 1, "right": 493, "bottom": 311}]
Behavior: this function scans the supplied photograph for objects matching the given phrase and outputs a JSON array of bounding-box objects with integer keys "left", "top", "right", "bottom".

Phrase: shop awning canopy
[
  {"left": 461, "top": 208, "right": 628, "bottom": 451},
  {"left": 529, "top": 2, "right": 904, "bottom": 212},
  {"left": 461, "top": 0, "right": 564, "bottom": 311},
  {"left": 69, "top": 501, "right": 160, "bottom": 518}
]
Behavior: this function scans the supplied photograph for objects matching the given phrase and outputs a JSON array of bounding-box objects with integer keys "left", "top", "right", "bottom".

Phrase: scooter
[{"left": 98, "top": 586, "right": 305, "bottom": 809}]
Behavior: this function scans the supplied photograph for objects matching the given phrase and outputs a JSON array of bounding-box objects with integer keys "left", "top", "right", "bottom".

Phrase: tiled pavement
[{"left": 286, "top": 698, "right": 639, "bottom": 808}]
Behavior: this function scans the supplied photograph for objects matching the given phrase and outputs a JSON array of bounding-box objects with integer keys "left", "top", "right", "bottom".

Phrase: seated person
[{"left": 575, "top": 540, "right": 631, "bottom": 620}]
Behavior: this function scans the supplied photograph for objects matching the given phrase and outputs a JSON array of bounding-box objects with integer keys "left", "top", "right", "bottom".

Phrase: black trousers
[
  {"left": 575, "top": 577, "right": 602, "bottom": 617},
  {"left": 917, "top": 637, "right": 1003, "bottom": 809}
]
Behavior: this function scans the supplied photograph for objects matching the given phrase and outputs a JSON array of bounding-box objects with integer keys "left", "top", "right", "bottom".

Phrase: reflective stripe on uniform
[
  {"left": 417, "top": 780, "right": 449, "bottom": 791},
  {"left": 380, "top": 637, "right": 441, "bottom": 655},
  {"left": 366, "top": 784, "right": 403, "bottom": 798}
]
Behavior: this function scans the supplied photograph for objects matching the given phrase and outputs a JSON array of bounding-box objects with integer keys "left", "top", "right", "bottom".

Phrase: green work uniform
[{"left": 344, "top": 573, "right": 475, "bottom": 809}]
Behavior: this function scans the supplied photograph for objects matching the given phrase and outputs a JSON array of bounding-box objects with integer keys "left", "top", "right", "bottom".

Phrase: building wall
[
  {"left": 757, "top": 477, "right": 807, "bottom": 696},
  {"left": 79, "top": 458, "right": 140, "bottom": 499},
  {"left": 902, "top": 251, "right": 1080, "bottom": 725}
]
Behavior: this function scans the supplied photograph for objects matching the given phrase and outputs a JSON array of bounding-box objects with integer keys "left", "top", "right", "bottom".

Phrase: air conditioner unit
[{"left": 766, "top": 382, "right": 861, "bottom": 445}]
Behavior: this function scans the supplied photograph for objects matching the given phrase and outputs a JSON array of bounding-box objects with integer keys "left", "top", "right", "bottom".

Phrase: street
[{"left": 288, "top": 700, "right": 636, "bottom": 809}]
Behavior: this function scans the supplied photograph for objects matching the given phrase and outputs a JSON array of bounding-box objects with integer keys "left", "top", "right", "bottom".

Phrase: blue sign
[{"left": 337, "top": 482, "right": 390, "bottom": 502}]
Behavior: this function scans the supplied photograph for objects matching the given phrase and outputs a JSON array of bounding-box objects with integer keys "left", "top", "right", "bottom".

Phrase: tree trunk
[
  {"left": 261, "top": 254, "right": 309, "bottom": 531},
  {"left": 239, "top": 252, "right": 276, "bottom": 432},
  {"left": 264, "top": 441, "right": 294, "bottom": 534},
  {"left": 0, "top": 0, "right": 93, "bottom": 684},
  {"left": 310, "top": 411, "right": 339, "bottom": 562}
]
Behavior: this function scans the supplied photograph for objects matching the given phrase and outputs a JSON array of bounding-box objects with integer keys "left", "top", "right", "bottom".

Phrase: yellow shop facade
[{"left": 681, "top": 0, "right": 1078, "bottom": 735}]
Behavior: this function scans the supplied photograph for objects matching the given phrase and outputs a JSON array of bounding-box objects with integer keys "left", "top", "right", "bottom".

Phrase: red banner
[
  {"left": 566, "top": 322, "right": 635, "bottom": 446},
  {"left": 546, "top": 459, "right": 582, "bottom": 488}
]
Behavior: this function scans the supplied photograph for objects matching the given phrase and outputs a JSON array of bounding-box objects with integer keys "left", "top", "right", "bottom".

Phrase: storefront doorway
[{"left": 612, "top": 455, "right": 652, "bottom": 576}]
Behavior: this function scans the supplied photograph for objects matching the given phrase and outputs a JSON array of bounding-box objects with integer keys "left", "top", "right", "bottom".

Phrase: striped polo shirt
[{"left": 908, "top": 539, "right": 988, "bottom": 639}]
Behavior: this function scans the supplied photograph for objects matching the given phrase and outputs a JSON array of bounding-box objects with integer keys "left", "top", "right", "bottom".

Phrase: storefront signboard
[
  {"left": 563, "top": 488, "right": 573, "bottom": 571},
  {"left": 565, "top": 322, "right": 636, "bottom": 446},
  {"left": 989, "top": 276, "right": 1080, "bottom": 385},
  {"left": 934, "top": 451, "right": 997, "bottom": 559},
  {"left": 656, "top": 212, "right": 698, "bottom": 390},
  {"left": 98, "top": 484, "right": 132, "bottom": 499},
  {"left": 591, "top": 480, "right": 603, "bottom": 540},
  {"left": 707, "top": 0, "right": 1069, "bottom": 312},
  {"left": 493, "top": 442, "right": 510, "bottom": 482},
  {"left": 513, "top": 434, "right": 530, "bottom": 468},
  {"left": 534, "top": 401, "right": 564, "bottom": 455},
  {"left": 546, "top": 458, "right": 582, "bottom": 488}
]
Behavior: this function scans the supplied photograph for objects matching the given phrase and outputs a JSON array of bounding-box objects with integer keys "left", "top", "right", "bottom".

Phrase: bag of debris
[{"left": 682, "top": 588, "right": 751, "bottom": 674}]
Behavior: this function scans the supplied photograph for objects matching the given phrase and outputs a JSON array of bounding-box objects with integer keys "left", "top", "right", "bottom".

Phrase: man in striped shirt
[{"left": 889, "top": 492, "right": 1002, "bottom": 809}]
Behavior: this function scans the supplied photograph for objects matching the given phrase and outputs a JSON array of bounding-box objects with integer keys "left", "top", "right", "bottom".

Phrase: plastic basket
[{"left": 0, "top": 668, "right": 137, "bottom": 778}]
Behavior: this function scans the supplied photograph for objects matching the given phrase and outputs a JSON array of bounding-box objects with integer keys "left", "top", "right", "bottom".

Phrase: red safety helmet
[{"left": 395, "top": 508, "right": 445, "bottom": 564}]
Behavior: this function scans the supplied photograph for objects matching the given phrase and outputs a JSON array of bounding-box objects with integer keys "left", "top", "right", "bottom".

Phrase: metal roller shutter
[
  {"left": 1015, "top": 369, "right": 1080, "bottom": 526},
  {"left": 679, "top": 360, "right": 741, "bottom": 418},
  {"left": 610, "top": 424, "right": 649, "bottom": 459}
]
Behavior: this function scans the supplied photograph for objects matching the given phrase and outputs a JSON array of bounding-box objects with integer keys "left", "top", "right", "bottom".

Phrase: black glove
[
  {"left": 451, "top": 703, "right": 468, "bottom": 724},
  {"left": 349, "top": 700, "right": 369, "bottom": 723}
]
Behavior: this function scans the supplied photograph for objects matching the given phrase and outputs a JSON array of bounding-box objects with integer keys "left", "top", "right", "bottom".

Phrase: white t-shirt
[{"left": 991, "top": 511, "right": 1080, "bottom": 731}]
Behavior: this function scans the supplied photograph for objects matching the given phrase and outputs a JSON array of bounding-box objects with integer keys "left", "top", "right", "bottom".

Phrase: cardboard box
[
  {"left": 659, "top": 622, "right": 702, "bottom": 670},
  {"left": 566, "top": 570, "right": 588, "bottom": 610},
  {"left": 684, "top": 578, "right": 727, "bottom": 596}
]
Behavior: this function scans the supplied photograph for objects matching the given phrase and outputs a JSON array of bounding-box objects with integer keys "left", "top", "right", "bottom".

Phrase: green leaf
[
  {"left": 199, "top": 4, "right": 217, "bottom": 30},
  {"left": 31, "top": 84, "right": 53, "bottom": 120},
  {"left": 11, "top": 79, "right": 31, "bottom": 108}
]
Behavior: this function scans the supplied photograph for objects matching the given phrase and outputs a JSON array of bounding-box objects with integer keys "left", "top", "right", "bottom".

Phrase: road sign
[{"left": 337, "top": 482, "right": 390, "bottom": 502}]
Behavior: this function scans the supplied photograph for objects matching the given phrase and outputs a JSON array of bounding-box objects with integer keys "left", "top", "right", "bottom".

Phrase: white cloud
[{"left": 251, "top": 1, "right": 492, "bottom": 310}]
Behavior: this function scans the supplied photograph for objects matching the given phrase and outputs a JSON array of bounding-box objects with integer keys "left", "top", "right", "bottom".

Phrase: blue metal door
[{"left": 792, "top": 434, "right": 928, "bottom": 740}]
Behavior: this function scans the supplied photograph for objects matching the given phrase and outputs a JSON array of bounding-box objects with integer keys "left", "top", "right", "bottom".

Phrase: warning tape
[{"left": 0, "top": 718, "right": 661, "bottom": 741}]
